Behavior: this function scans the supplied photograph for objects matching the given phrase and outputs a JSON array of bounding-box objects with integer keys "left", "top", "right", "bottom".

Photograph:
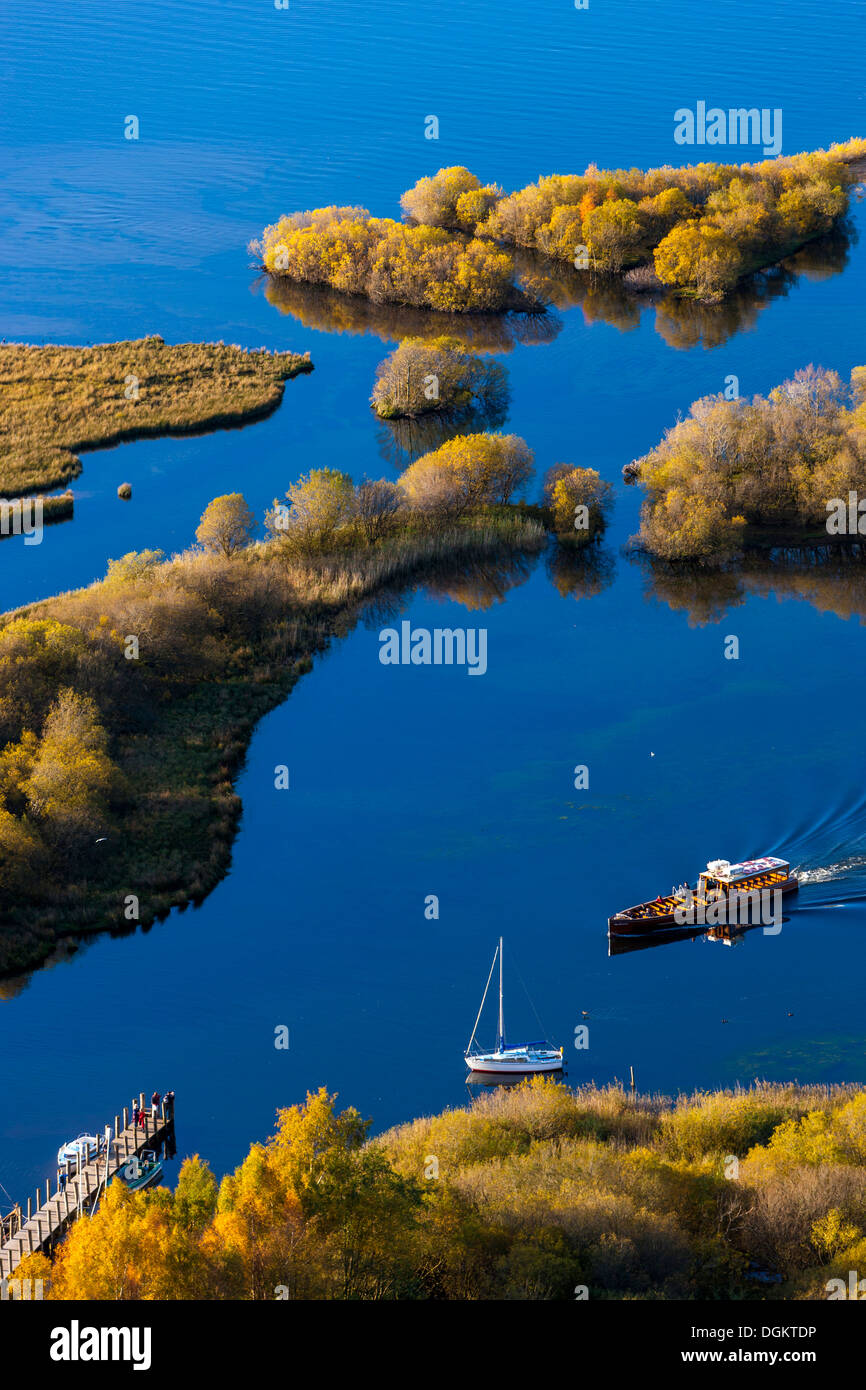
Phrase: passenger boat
[
  {"left": 57, "top": 1134, "right": 99, "bottom": 1167},
  {"left": 114, "top": 1150, "right": 163, "bottom": 1191},
  {"left": 608, "top": 856, "right": 799, "bottom": 936},
  {"left": 465, "top": 937, "right": 564, "bottom": 1074}
]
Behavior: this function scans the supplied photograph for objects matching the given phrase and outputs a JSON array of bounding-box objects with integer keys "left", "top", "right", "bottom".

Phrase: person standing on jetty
[{"left": 151, "top": 1090, "right": 160, "bottom": 1120}]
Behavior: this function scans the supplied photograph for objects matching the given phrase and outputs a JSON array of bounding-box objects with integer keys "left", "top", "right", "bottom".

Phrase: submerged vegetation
[
  {"left": 255, "top": 142, "right": 864, "bottom": 315},
  {"left": 629, "top": 364, "right": 866, "bottom": 562},
  {"left": 20, "top": 1078, "right": 866, "bottom": 1300},
  {"left": 0, "top": 338, "right": 312, "bottom": 497}
]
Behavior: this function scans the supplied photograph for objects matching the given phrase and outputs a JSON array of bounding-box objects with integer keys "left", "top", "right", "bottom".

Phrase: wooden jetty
[{"left": 0, "top": 1092, "right": 175, "bottom": 1284}]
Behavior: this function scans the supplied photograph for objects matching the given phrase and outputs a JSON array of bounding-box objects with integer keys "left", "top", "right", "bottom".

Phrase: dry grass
[{"left": 0, "top": 336, "right": 312, "bottom": 496}]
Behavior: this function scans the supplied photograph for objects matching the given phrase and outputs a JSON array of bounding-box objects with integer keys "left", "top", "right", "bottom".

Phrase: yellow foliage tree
[
  {"left": 24, "top": 688, "right": 116, "bottom": 845},
  {"left": 195, "top": 493, "right": 256, "bottom": 557}
]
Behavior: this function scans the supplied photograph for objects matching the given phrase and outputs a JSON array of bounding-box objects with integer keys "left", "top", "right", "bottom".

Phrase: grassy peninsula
[
  {"left": 0, "top": 337, "right": 312, "bottom": 497},
  {"left": 628, "top": 363, "right": 866, "bottom": 562},
  {"left": 254, "top": 140, "right": 865, "bottom": 312},
  {"left": 17, "top": 1078, "right": 866, "bottom": 1300},
  {"left": 0, "top": 431, "right": 584, "bottom": 977}
]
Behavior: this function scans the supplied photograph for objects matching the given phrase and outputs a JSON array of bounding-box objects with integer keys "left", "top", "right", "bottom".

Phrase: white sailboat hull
[{"left": 465, "top": 1051, "right": 563, "bottom": 1074}]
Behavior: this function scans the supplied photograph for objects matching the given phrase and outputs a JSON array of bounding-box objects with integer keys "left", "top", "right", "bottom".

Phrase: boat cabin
[{"left": 698, "top": 856, "right": 790, "bottom": 901}]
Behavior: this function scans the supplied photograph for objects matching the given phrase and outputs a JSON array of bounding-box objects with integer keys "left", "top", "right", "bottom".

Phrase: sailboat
[{"left": 464, "top": 937, "right": 564, "bottom": 1074}]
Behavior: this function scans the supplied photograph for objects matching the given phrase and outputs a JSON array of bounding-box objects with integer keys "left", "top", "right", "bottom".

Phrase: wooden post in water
[
  {"left": 629, "top": 1065, "right": 636, "bottom": 1093},
  {"left": 26, "top": 1197, "right": 31, "bottom": 1221},
  {"left": 123, "top": 1106, "right": 129, "bottom": 1130}
]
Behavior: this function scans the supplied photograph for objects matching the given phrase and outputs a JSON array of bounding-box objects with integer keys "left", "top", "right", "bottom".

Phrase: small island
[
  {"left": 627, "top": 363, "right": 866, "bottom": 562},
  {"left": 254, "top": 140, "right": 865, "bottom": 312},
  {"left": 0, "top": 336, "right": 313, "bottom": 497}
]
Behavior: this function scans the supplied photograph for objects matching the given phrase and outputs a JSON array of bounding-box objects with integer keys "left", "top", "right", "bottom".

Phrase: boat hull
[
  {"left": 57, "top": 1135, "right": 99, "bottom": 1167},
  {"left": 114, "top": 1152, "right": 163, "bottom": 1191},
  {"left": 608, "top": 876, "right": 800, "bottom": 936},
  {"left": 465, "top": 1054, "right": 563, "bottom": 1074},
  {"left": 118, "top": 1166, "right": 162, "bottom": 1192}
]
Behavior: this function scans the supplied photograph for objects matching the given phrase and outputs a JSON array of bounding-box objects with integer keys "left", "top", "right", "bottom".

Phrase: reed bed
[{"left": 0, "top": 337, "right": 312, "bottom": 496}]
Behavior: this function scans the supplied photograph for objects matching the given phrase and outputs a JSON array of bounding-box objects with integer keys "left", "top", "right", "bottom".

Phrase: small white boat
[
  {"left": 465, "top": 937, "right": 563, "bottom": 1075},
  {"left": 57, "top": 1134, "right": 99, "bottom": 1167}
]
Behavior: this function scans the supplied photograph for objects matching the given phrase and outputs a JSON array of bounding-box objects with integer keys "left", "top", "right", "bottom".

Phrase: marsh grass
[{"left": 0, "top": 336, "right": 312, "bottom": 496}]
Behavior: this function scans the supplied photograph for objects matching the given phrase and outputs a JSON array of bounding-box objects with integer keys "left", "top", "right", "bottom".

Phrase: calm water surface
[{"left": 1, "top": 0, "right": 866, "bottom": 1200}]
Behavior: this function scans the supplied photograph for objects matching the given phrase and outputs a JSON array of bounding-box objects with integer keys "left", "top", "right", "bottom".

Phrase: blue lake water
[{"left": 1, "top": 0, "right": 866, "bottom": 1202}]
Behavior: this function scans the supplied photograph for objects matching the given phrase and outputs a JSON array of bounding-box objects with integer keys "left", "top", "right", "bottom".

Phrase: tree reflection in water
[
  {"left": 258, "top": 217, "right": 852, "bottom": 353},
  {"left": 635, "top": 542, "right": 866, "bottom": 627}
]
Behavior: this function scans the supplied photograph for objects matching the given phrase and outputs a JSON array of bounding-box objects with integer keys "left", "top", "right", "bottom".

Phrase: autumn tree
[
  {"left": 370, "top": 336, "right": 508, "bottom": 421},
  {"left": 0, "top": 805, "right": 45, "bottom": 893},
  {"left": 355, "top": 479, "right": 403, "bottom": 543},
  {"left": 266, "top": 468, "right": 355, "bottom": 555},
  {"left": 104, "top": 549, "right": 165, "bottom": 586},
  {"left": 654, "top": 222, "right": 744, "bottom": 301},
  {"left": 174, "top": 1156, "right": 218, "bottom": 1235},
  {"left": 455, "top": 184, "right": 503, "bottom": 233},
  {"left": 0, "top": 618, "right": 89, "bottom": 745},
  {"left": 543, "top": 465, "right": 613, "bottom": 544},
  {"left": 24, "top": 688, "right": 116, "bottom": 848},
  {"left": 196, "top": 493, "right": 256, "bottom": 557},
  {"left": 583, "top": 199, "right": 645, "bottom": 274},
  {"left": 638, "top": 490, "right": 746, "bottom": 563},
  {"left": 208, "top": 1145, "right": 307, "bottom": 1300},
  {"left": 399, "top": 432, "right": 534, "bottom": 518},
  {"left": 400, "top": 167, "right": 483, "bottom": 228}
]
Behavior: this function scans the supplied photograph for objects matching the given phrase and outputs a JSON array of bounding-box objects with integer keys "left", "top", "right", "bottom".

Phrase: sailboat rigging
[{"left": 464, "top": 937, "right": 563, "bottom": 1074}]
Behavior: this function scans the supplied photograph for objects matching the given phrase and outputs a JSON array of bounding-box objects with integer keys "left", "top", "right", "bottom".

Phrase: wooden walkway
[{"left": 0, "top": 1094, "right": 175, "bottom": 1283}]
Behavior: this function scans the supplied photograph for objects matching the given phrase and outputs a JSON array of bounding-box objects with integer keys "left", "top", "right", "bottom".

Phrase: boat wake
[
  {"left": 793, "top": 858, "right": 866, "bottom": 910},
  {"left": 771, "top": 792, "right": 866, "bottom": 910},
  {"left": 795, "top": 855, "right": 866, "bottom": 886}
]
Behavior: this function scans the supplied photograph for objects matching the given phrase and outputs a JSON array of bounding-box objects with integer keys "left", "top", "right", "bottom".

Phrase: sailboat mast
[{"left": 497, "top": 936, "right": 505, "bottom": 1052}]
